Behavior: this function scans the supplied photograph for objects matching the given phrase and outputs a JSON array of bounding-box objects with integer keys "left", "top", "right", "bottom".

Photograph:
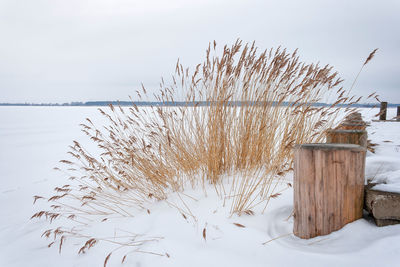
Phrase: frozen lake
[{"left": 1, "top": 106, "right": 400, "bottom": 267}]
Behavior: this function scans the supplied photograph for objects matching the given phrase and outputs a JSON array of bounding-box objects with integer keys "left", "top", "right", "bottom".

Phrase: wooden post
[
  {"left": 344, "top": 112, "right": 362, "bottom": 122},
  {"left": 379, "top": 102, "right": 387, "bottom": 121},
  {"left": 326, "top": 129, "right": 367, "bottom": 148},
  {"left": 336, "top": 122, "right": 366, "bottom": 130},
  {"left": 397, "top": 106, "right": 400, "bottom": 121},
  {"left": 293, "top": 144, "right": 366, "bottom": 239}
]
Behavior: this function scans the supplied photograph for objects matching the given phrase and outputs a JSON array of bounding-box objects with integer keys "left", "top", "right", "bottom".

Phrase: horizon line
[{"left": 0, "top": 100, "right": 391, "bottom": 108}]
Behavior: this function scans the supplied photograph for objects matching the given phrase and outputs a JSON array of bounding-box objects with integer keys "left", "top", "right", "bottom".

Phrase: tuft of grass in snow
[{"left": 32, "top": 40, "right": 377, "bottom": 262}]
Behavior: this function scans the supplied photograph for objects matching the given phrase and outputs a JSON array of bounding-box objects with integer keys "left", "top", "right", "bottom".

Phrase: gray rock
[{"left": 364, "top": 184, "right": 400, "bottom": 226}]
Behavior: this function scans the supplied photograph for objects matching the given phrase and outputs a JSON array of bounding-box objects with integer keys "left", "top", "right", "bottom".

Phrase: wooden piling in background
[
  {"left": 293, "top": 144, "right": 366, "bottom": 239},
  {"left": 336, "top": 122, "right": 366, "bottom": 130},
  {"left": 326, "top": 129, "right": 367, "bottom": 148},
  {"left": 397, "top": 106, "right": 400, "bottom": 121},
  {"left": 336, "top": 112, "right": 366, "bottom": 130},
  {"left": 379, "top": 102, "right": 387, "bottom": 121},
  {"left": 344, "top": 112, "right": 362, "bottom": 121}
]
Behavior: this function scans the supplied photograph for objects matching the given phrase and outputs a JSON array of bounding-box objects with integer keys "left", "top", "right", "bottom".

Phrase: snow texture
[{"left": 363, "top": 107, "right": 400, "bottom": 194}]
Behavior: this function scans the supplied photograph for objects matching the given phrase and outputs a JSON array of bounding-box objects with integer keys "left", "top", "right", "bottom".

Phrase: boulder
[{"left": 364, "top": 184, "right": 400, "bottom": 226}]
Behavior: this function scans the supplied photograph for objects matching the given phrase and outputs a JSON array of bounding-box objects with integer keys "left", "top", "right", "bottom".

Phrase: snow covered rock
[{"left": 364, "top": 184, "right": 400, "bottom": 226}]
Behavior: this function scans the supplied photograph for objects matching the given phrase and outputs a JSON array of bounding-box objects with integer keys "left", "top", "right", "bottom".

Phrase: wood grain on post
[
  {"left": 326, "top": 129, "right": 367, "bottom": 148},
  {"left": 293, "top": 144, "right": 366, "bottom": 239},
  {"left": 379, "top": 102, "right": 387, "bottom": 121}
]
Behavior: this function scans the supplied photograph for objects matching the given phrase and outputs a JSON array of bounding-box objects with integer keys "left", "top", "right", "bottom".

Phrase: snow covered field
[{"left": 1, "top": 106, "right": 399, "bottom": 267}]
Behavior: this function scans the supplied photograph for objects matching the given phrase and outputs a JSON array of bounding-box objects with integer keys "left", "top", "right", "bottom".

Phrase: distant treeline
[{"left": 0, "top": 101, "right": 395, "bottom": 108}]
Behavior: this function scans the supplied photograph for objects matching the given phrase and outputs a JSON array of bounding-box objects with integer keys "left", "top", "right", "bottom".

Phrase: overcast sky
[{"left": 0, "top": 0, "right": 399, "bottom": 103}]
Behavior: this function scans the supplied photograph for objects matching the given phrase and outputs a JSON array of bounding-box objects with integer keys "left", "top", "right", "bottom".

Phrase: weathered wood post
[
  {"left": 397, "top": 106, "right": 400, "bottom": 121},
  {"left": 336, "top": 112, "right": 366, "bottom": 130},
  {"left": 293, "top": 144, "right": 366, "bottom": 239},
  {"left": 336, "top": 121, "right": 366, "bottom": 130},
  {"left": 344, "top": 112, "right": 362, "bottom": 121},
  {"left": 326, "top": 129, "right": 367, "bottom": 148},
  {"left": 379, "top": 101, "right": 387, "bottom": 121}
]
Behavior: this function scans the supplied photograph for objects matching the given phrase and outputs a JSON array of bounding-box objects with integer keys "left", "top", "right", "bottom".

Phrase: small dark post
[
  {"left": 379, "top": 102, "right": 387, "bottom": 121},
  {"left": 397, "top": 106, "right": 400, "bottom": 121}
]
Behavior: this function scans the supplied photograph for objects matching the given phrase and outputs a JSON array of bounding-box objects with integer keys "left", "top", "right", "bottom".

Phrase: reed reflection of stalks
[{"left": 32, "top": 40, "right": 377, "bottom": 261}]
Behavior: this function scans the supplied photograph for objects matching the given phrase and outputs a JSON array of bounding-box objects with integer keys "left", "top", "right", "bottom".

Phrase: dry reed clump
[{"left": 32, "top": 40, "right": 377, "bottom": 260}]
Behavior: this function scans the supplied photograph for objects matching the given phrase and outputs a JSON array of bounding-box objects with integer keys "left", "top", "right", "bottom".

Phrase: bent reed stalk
[{"left": 33, "top": 40, "right": 373, "bottom": 256}]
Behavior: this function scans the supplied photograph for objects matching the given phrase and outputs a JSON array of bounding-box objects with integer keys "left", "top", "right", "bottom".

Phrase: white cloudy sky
[{"left": 0, "top": 0, "right": 399, "bottom": 103}]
